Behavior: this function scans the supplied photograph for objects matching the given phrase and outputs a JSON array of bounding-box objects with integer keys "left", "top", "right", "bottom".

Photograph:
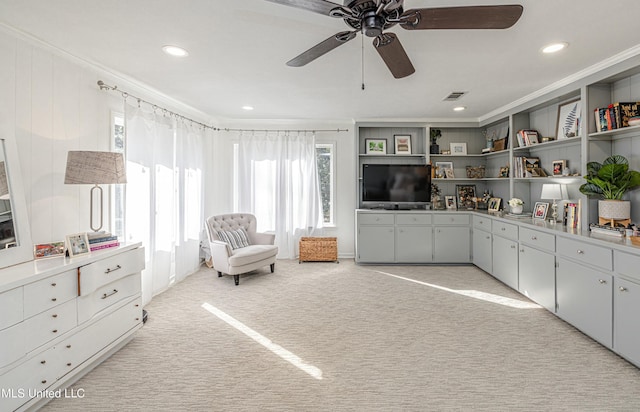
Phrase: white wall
[
  {"left": 0, "top": 27, "right": 211, "bottom": 246},
  {"left": 208, "top": 121, "right": 357, "bottom": 258}
]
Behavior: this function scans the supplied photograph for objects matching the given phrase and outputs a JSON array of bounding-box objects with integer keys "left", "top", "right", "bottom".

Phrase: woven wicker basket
[{"left": 299, "top": 237, "right": 339, "bottom": 263}]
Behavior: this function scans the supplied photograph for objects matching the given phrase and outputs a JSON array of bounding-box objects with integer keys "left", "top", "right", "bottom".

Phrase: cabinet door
[
  {"left": 614, "top": 277, "right": 640, "bottom": 366},
  {"left": 556, "top": 258, "right": 612, "bottom": 348},
  {"left": 396, "top": 226, "right": 433, "bottom": 263},
  {"left": 472, "top": 229, "right": 492, "bottom": 273},
  {"left": 357, "top": 225, "right": 395, "bottom": 263},
  {"left": 518, "top": 244, "right": 555, "bottom": 311},
  {"left": 434, "top": 226, "right": 470, "bottom": 263},
  {"left": 492, "top": 236, "right": 518, "bottom": 290}
]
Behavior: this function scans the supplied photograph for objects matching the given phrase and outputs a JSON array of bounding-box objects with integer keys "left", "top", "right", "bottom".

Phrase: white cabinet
[
  {"left": 518, "top": 244, "right": 555, "bottom": 311},
  {"left": 0, "top": 244, "right": 144, "bottom": 412},
  {"left": 472, "top": 228, "right": 492, "bottom": 273},
  {"left": 357, "top": 225, "right": 395, "bottom": 263},
  {"left": 614, "top": 277, "right": 640, "bottom": 366},
  {"left": 434, "top": 226, "right": 471, "bottom": 263},
  {"left": 556, "top": 257, "right": 612, "bottom": 348},
  {"left": 491, "top": 235, "right": 518, "bottom": 290},
  {"left": 396, "top": 226, "right": 433, "bottom": 263}
]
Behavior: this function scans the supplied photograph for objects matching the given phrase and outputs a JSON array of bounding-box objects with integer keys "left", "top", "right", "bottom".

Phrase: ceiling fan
[{"left": 265, "top": 0, "right": 523, "bottom": 78}]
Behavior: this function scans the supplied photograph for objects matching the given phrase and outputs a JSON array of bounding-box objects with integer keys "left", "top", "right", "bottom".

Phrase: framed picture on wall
[
  {"left": 556, "top": 99, "right": 581, "bottom": 139},
  {"left": 365, "top": 139, "right": 387, "bottom": 154},
  {"left": 394, "top": 135, "right": 412, "bottom": 154}
]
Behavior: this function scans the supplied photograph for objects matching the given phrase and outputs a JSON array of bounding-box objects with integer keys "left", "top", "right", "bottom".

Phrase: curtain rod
[{"left": 97, "top": 81, "right": 349, "bottom": 134}]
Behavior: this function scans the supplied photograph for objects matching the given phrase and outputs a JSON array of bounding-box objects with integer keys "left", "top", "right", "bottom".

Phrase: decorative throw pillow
[{"left": 216, "top": 228, "right": 250, "bottom": 250}]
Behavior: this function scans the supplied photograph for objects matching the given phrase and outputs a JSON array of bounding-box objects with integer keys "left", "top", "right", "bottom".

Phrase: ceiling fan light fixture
[
  {"left": 541, "top": 42, "right": 568, "bottom": 54},
  {"left": 162, "top": 45, "right": 189, "bottom": 57}
]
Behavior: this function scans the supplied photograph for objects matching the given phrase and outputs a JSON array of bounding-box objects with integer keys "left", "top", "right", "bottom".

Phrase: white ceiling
[{"left": 1, "top": 0, "right": 639, "bottom": 122}]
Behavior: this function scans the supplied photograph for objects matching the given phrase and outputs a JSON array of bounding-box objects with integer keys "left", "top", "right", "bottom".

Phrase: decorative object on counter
[
  {"left": 508, "top": 198, "right": 524, "bottom": 214},
  {"left": 456, "top": 184, "right": 476, "bottom": 210},
  {"left": 466, "top": 165, "right": 485, "bottom": 179},
  {"left": 541, "top": 183, "right": 567, "bottom": 224},
  {"left": 430, "top": 129, "right": 441, "bottom": 154},
  {"left": 365, "top": 139, "right": 387, "bottom": 154},
  {"left": 589, "top": 223, "right": 625, "bottom": 238},
  {"left": 533, "top": 202, "right": 549, "bottom": 220},
  {"left": 34, "top": 242, "right": 65, "bottom": 260},
  {"left": 556, "top": 99, "right": 582, "bottom": 139},
  {"left": 488, "top": 197, "right": 501, "bottom": 212},
  {"left": 579, "top": 154, "right": 640, "bottom": 227},
  {"left": 450, "top": 142, "right": 467, "bottom": 155},
  {"left": 64, "top": 150, "right": 127, "bottom": 232},
  {"left": 66, "top": 232, "right": 90, "bottom": 258},
  {"left": 475, "top": 190, "right": 491, "bottom": 210},
  {"left": 444, "top": 195, "right": 456, "bottom": 210},
  {"left": 394, "top": 135, "right": 412, "bottom": 154},
  {"left": 431, "top": 183, "right": 443, "bottom": 210},
  {"left": 562, "top": 201, "right": 581, "bottom": 228}
]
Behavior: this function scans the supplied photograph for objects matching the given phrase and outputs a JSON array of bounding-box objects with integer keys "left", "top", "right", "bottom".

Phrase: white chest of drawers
[{"left": 0, "top": 243, "right": 144, "bottom": 411}]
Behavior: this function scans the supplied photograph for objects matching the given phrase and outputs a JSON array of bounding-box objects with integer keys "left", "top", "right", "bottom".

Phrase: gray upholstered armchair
[{"left": 205, "top": 213, "right": 278, "bottom": 285}]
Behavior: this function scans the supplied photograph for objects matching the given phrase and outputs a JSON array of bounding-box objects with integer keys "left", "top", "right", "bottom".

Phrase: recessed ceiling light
[
  {"left": 162, "top": 45, "right": 189, "bottom": 57},
  {"left": 453, "top": 106, "right": 466, "bottom": 112},
  {"left": 242, "top": 106, "right": 254, "bottom": 111},
  {"left": 541, "top": 42, "right": 568, "bottom": 54}
]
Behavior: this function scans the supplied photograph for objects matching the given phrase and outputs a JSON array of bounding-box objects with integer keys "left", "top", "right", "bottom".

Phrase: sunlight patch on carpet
[
  {"left": 372, "top": 270, "right": 540, "bottom": 309},
  {"left": 201, "top": 302, "right": 323, "bottom": 380}
]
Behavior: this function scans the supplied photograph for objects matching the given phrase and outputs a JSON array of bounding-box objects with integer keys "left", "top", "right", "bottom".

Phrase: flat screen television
[{"left": 362, "top": 164, "right": 431, "bottom": 208}]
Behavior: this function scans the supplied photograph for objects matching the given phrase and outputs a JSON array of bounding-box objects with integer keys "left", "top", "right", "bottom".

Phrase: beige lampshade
[{"left": 64, "top": 151, "right": 127, "bottom": 184}]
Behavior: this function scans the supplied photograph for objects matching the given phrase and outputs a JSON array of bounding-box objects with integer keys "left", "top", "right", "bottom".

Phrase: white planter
[
  {"left": 599, "top": 200, "right": 630, "bottom": 220},
  {"left": 510, "top": 205, "right": 523, "bottom": 214}
]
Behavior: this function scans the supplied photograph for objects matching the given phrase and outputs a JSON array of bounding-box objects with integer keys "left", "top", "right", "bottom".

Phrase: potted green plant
[
  {"left": 579, "top": 154, "right": 640, "bottom": 223},
  {"left": 430, "top": 129, "right": 441, "bottom": 154}
]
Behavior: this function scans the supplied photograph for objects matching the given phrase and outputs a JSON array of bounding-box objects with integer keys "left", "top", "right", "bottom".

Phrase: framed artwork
[
  {"left": 499, "top": 166, "right": 509, "bottom": 178},
  {"left": 445, "top": 168, "right": 455, "bottom": 179},
  {"left": 556, "top": 99, "right": 582, "bottom": 139},
  {"left": 450, "top": 142, "right": 468, "bottom": 155},
  {"left": 552, "top": 159, "right": 566, "bottom": 176},
  {"left": 34, "top": 242, "right": 65, "bottom": 260},
  {"left": 435, "top": 161, "right": 453, "bottom": 176},
  {"left": 533, "top": 202, "right": 549, "bottom": 220},
  {"left": 66, "top": 232, "right": 90, "bottom": 258},
  {"left": 445, "top": 195, "right": 457, "bottom": 210},
  {"left": 365, "top": 139, "right": 387, "bottom": 154},
  {"left": 394, "top": 135, "right": 412, "bottom": 154},
  {"left": 488, "top": 197, "right": 502, "bottom": 212},
  {"left": 455, "top": 184, "right": 476, "bottom": 210}
]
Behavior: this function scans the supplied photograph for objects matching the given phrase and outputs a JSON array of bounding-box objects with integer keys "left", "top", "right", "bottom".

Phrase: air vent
[{"left": 443, "top": 91, "right": 467, "bottom": 101}]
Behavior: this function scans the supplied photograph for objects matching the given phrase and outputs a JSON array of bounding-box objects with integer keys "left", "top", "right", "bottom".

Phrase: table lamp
[
  {"left": 541, "top": 183, "right": 567, "bottom": 224},
  {"left": 64, "top": 151, "right": 127, "bottom": 231}
]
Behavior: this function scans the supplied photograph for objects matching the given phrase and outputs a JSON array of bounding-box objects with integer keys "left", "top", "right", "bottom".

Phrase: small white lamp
[
  {"left": 541, "top": 183, "right": 567, "bottom": 224},
  {"left": 64, "top": 151, "right": 127, "bottom": 232}
]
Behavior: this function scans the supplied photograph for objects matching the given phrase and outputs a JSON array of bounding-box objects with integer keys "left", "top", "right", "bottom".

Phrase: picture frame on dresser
[
  {"left": 34, "top": 241, "right": 66, "bottom": 259},
  {"left": 445, "top": 195, "right": 457, "bottom": 210},
  {"left": 455, "top": 184, "right": 476, "bottom": 210},
  {"left": 488, "top": 198, "right": 501, "bottom": 212},
  {"left": 66, "top": 232, "right": 90, "bottom": 257},
  {"left": 533, "top": 202, "right": 549, "bottom": 220}
]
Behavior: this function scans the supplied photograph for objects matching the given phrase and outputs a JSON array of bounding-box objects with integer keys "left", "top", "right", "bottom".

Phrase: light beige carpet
[{"left": 42, "top": 260, "right": 640, "bottom": 411}]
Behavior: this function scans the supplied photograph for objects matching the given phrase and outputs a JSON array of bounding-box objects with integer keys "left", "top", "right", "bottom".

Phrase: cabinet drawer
[
  {"left": 56, "top": 296, "right": 142, "bottom": 379},
  {"left": 396, "top": 214, "right": 431, "bottom": 225},
  {"left": 433, "top": 214, "right": 470, "bottom": 225},
  {"left": 0, "top": 286, "right": 23, "bottom": 330},
  {"left": 557, "top": 237, "right": 612, "bottom": 271},
  {"left": 77, "top": 273, "right": 141, "bottom": 324},
  {"left": 24, "top": 269, "right": 77, "bottom": 318},
  {"left": 0, "top": 321, "right": 26, "bottom": 369},
  {"left": 519, "top": 227, "right": 554, "bottom": 252},
  {"left": 78, "top": 247, "right": 145, "bottom": 296},
  {"left": 24, "top": 299, "right": 77, "bottom": 353},
  {"left": 358, "top": 213, "right": 394, "bottom": 225},
  {"left": 473, "top": 215, "right": 492, "bottom": 231},
  {"left": 614, "top": 250, "right": 640, "bottom": 282},
  {"left": 492, "top": 220, "right": 518, "bottom": 240}
]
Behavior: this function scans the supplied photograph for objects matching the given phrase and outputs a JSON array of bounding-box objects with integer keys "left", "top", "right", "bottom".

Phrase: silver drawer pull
[
  {"left": 102, "top": 289, "right": 119, "bottom": 299},
  {"left": 486, "top": 236, "right": 490, "bottom": 240},
  {"left": 52, "top": 329, "right": 58, "bottom": 333},
  {"left": 619, "top": 287, "right": 628, "bottom": 292},
  {"left": 531, "top": 236, "right": 537, "bottom": 240},
  {"left": 598, "top": 279, "right": 607, "bottom": 284},
  {"left": 501, "top": 227, "right": 506, "bottom": 231},
  {"left": 41, "top": 380, "right": 47, "bottom": 384},
  {"left": 510, "top": 245, "right": 516, "bottom": 249},
  {"left": 40, "top": 360, "right": 46, "bottom": 364},
  {"left": 105, "top": 265, "right": 122, "bottom": 274},
  {"left": 51, "top": 282, "right": 57, "bottom": 287},
  {"left": 52, "top": 314, "right": 58, "bottom": 318},
  {"left": 520, "top": 249, "right": 525, "bottom": 253},
  {"left": 66, "top": 344, "right": 71, "bottom": 349},
  {"left": 577, "top": 250, "right": 584, "bottom": 255},
  {"left": 67, "top": 362, "right": 72, "bottom": 367},
  {"left": 51, "top": 297, "right": 57, "bottom": 302}
]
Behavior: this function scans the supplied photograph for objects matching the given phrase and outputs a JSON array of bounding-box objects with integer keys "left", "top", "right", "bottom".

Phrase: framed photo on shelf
[
  {"left": 455, "top": 184, "right": 476, "bottom": 210},
  {"left": 445, "top": 195, "right": 457, "bottom": 210},
  {"left": 488, "top": 198, "right": 502, "bottom": 212},
  {"left": 394, "top": 135, "right": 412, "bottom": 154},
  {"left": 552, "top": 159, "right": 566, "bottom": 176},
  {"left": 556, "top": 99, "right": 582, "bottom": 139},
  {"left": 450, "top": 142, "right": 467, "bottom": 155},
  {"left": 499, "top": 166, "right": 509, "bottom": 178},
  {"left": 34, "top": 241, "right": 65, "bottom": 260},
  {"left": 445, "top": 169, "right": 455, "bottom": 179},
  {"left": 533, "top": 202, "right": 549, "bottom": 220},
  {"left": 66, "top": 232, "right": 90, "bottom": 258},
  {"left": 365, "top": 139, "right": 387, "bottom": 154},
  {"left": 435, "top": 161, "right": 453, "bottom": 178}
]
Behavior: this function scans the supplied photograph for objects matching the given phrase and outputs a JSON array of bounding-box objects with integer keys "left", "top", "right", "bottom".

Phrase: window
[
  {"left": 111, "top": 112, "right": 125, "bottom": 239},
  {"left": 316, "top": 143, "right": 334, "bottom": 226}
]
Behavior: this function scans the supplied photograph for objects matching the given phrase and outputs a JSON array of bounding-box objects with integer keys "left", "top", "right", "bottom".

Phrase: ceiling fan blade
[
  {"left": 287, "top": 31, "right": 357, "bottom": 67},
  {"left": 373, "top": 33, "right": 415, "bottom": 79},
  {"left": 401, "top": 5, "right": 523, "bottom": 30},
  {"left": 264, "top": 0, "right": 343, "bottom": 16}
]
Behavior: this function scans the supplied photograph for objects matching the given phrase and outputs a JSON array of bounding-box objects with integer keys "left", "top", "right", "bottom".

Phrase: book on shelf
[
  {"left": 594, "top": 102, "right": 640, "bottom": 132},
  {"left": 562, "top": 201, "right": 580, "bottom": 228},
  {"left": 516, "top": 129, "right": 539, "bottom": 147},
  {"left": 88, "top": 235, "right": 118, "bottom": 244},
  {"left": 90, "top": 240, "right": 120, "bottom": 251}
]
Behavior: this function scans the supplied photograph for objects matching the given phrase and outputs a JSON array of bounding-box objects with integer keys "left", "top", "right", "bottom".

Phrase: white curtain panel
[
  {"left": 125, "top": 103, "right": 205, "bottom": 305},
  {"left": 237, "top": 132, "right": 323, "bottom": 259}
]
